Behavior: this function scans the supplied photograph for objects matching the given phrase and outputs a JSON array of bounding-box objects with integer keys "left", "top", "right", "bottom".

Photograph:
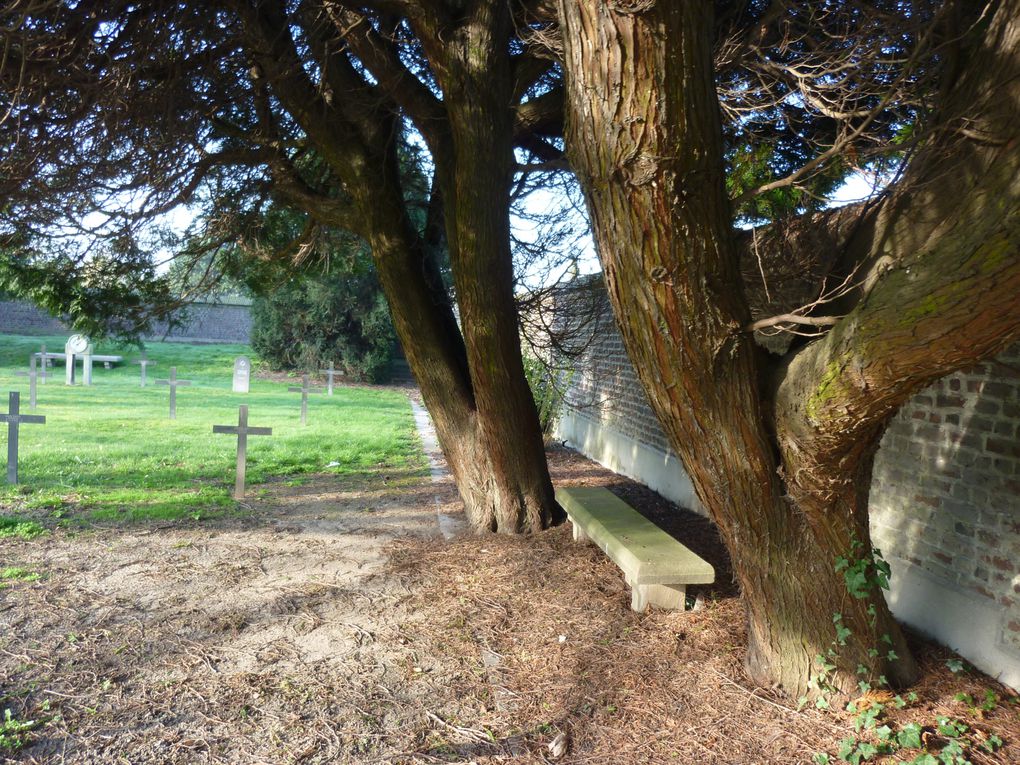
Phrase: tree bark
[
  {"left": 352, "top": 126, "right": 558, "bottom": 533},
  {"left": 554, "top": 0, "right": 1020, "bottom": 697},
  {"left": 388, "top": 1, "right": 561, "bottom": 533}
]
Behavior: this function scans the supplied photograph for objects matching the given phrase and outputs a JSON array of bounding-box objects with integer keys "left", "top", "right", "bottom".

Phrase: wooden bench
[{"left": 556, "top": 486, "right": 714, "bottom": 613}]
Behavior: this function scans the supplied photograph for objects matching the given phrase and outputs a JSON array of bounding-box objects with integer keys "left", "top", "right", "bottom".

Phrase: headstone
[
  {"left": 156, "top": 367, "right": 192, "bottom": 420},
  {"left": 38, "top": 344, "right": 48, "bottom": 384},
  {"left": 319, "top": 361, "right": 338, "bottom": 396},
  {"left": 213, "top": 405, "right": 272, "bottom": 499},
  {"left": 135, "top": 356, "right": 157, "bottom": 387},
  {"left": 64, "top": 334, "right": 92, "bottom": 386},
  {"left": 1, "top": 391, "right": 46, "bottom": 484},
  {"left": 14, "top": 356, "right": 39, "bottom": 410},
  {"left": 232, "top": 356, "right": 251, "bottom": 394},
  {"left": 287, "top": 374, "right": 321, "bottom": 426}
]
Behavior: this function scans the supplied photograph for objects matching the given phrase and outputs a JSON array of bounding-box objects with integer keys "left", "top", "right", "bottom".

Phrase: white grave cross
[
  {"left": 135, "top": 356, "right": 157, "bottom": 387},
  {"left": 319, "top": 362, "right": 338, "bottom": 396},
  {"left": 287, "top": 374, "right": 321, "bottom": 425},
  {"left": 14, "top": 356, "right": 39, "bottom": 410}
]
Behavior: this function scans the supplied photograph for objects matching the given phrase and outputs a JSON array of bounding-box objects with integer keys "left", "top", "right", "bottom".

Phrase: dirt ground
[{"left": 1, "top": 441, "right": 1018, "bottom": 764}]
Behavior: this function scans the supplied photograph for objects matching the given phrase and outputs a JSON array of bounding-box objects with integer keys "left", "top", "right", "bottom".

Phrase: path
[
  {"left": 409, "top": 396, "right": 468, "bottom": 539},
  {"left": 0, "top": 466, "right": 471, "bottom": 763}
]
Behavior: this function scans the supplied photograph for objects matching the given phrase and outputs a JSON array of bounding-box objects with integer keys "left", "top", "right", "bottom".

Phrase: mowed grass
[{"left": 0, "top": 333, "right": 425, "bottom": 525}]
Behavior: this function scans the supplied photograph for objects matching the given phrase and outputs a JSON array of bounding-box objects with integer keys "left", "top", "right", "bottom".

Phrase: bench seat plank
[
  {"left": 35, "top": 352, "right": 123, "bottom": 364},
  {"left": 556, "top": 486, "right": 714, "bottom": 612}
]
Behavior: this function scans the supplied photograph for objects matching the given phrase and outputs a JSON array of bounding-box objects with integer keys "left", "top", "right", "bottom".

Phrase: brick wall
[
  {"left": 0, "top": 298, "right": 252, "bottom": 344},
  {"left": 561, "top": 292, "right": 673, "bottom": 455},
  {"left": 148, "top": 301, "right": 253, "bottom": 344},
  {"left": 553, "top": 284, "right": 1020, "bottom": 687},
  {"left": 0, "top": 300, "right": 68, "bottom": 334},
  {"left": 870, "top": 351, "right": 1020, "bottom": 659}
]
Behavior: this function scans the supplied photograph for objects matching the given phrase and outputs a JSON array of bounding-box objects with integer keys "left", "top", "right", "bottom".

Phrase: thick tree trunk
[
  {"left": 411, "top": 1, "right": 560, "bottom": 532},
  {"left": 236, "top": 2, "right": 560, "bottom": 534},
  {"left": 353, "top": 144, "right": 558, "bottom": 533},
  {"left": 559, "top": 0, "right": 1020, "bottom": 696},
  {"left": 556, "top": 0, "right": 922, "bottom": 697}
]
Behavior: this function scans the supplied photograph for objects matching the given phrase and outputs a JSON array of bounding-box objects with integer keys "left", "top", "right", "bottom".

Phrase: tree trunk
[
  {"left": 235, "top": 2, "right": 560, "bottom": 534},
  {"left": 410, "top": 1, "right": 561, "bottom": 532},
  {"left": 554, "top": 0, "right": 951, "bottom": 697},
  {"left": 353, "top": 131, "right": 558, "bottom": 534}
]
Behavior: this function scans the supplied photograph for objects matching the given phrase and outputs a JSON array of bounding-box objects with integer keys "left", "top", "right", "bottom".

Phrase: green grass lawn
[{"left": 0, "top": 333, "right": 424, "bottom": 526}]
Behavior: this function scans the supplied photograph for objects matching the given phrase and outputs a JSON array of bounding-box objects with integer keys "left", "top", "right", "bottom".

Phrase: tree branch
[{"left": 774, "top": 0, "right": 1020, "bottom": 473}]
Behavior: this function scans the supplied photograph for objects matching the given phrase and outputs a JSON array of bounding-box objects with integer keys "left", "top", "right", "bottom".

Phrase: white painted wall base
[
  {"left": 554, "top": 410, "right": 705, "bottom": 516},
  {"left": 884, "top": 557, "right": 1020, "bottom": 691}
]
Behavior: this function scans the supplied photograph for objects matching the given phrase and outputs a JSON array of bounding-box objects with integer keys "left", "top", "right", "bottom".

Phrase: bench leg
[
  {"left": 571, "top": 520, "right": 590, "bottom": 544},
  {"left": 631, "top": 583, "right": 686, "bottom": 613}
]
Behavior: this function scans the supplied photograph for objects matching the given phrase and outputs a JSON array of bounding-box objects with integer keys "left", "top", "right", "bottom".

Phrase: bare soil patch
[{"left": 1, "top": 445, "right": 1017, "bottom": 764}]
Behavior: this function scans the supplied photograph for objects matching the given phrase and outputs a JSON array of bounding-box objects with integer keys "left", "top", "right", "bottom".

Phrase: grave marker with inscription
[
  {"left": 232, "top": 356, "right": 251, "bottom": 394},
  {"left": 213, "top": 405, "right": 272, "bottom": 499},
  {"left": 1, "top": 391, "right": 46, "bottom": 484},
  {"left": 156, "top": 367, "right": 192, "bottom": 419},
  {"left": 65, "top": 334, "right": 92, "bottom": 385}
]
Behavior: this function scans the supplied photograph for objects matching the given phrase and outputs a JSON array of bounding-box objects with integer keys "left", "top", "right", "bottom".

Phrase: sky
[
  {"left": 118, "top": 166, "right": 886, "bottom": 286},
  {"left": 512, "top": 169, "right": 888, "bottom": 289}
]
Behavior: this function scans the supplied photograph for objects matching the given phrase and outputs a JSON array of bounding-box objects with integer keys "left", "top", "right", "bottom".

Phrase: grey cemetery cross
[
  {"left": 156, "top": 366, "right": 192, "bottom": 419},
  {"left": 135, "top": 356, "right": 157, "bottom": 387},
  {"left": 288, "top": 374, "right": 321, "bottom": 425},
  {"left": 14, "top": 356, "right": 39, "bottom": 410},
  {"left": 213, "top": 405, "right": 271, "bottom": 499},
  {"left": 38, "top": 344, "right": 48, "bottom": 384},
  {"left": 319, "top": 361, "right": 338, "bottom": 396},
  {"left": 232, "top": 356, "right": 251, "bottom": 394},
  {"left": 1, "top": 392, "right": 46, "bottom": 484}
]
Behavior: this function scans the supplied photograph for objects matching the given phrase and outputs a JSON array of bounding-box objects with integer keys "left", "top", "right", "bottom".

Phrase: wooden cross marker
[
  {"left": 156, "top": 366, "right": 192, "bottom": 420},
  {"left": 287, "top": 374, "right": 321, "bottom": 425},
  {"left": 135, "top": 357, "right": 157, "bottom": 387},
  {"left": 38, "top": 344, "right": 48, "bottom": 384},
  {"left": 1, "top": 391, "right": 46, "bottom": 484},
  {"left": 213, "top": 405, "right": 272, "bottom": 499},
  {"left": 319, "top": 362, "right": 338, "bottom": 396},
  {"left": 14, "top": 356, "right": 39, "bottom": 410}
]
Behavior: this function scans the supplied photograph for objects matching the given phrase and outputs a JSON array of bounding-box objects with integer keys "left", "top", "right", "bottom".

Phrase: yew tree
[
  {"left": 556, "top": 0, "right": 1020, "bottom": 696},
  {"left": 5, "top": 0, "right": 1019, "bottom": 698},
  {"left": 0, "top": 0, "right": 564, "bottom": 532}
]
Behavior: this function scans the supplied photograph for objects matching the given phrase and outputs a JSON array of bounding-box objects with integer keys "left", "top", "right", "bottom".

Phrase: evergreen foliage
[{"left": 250, "top": 258, "right": 396, "bottom": 383}]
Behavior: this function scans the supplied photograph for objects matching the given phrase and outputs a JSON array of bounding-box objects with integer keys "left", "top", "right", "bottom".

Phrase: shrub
[
  {"left": 251, "top": 263, "right": 397, "bottom": 383},
  {"left": 522, "top": 353, "right": 570, "bottom": 436}
]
